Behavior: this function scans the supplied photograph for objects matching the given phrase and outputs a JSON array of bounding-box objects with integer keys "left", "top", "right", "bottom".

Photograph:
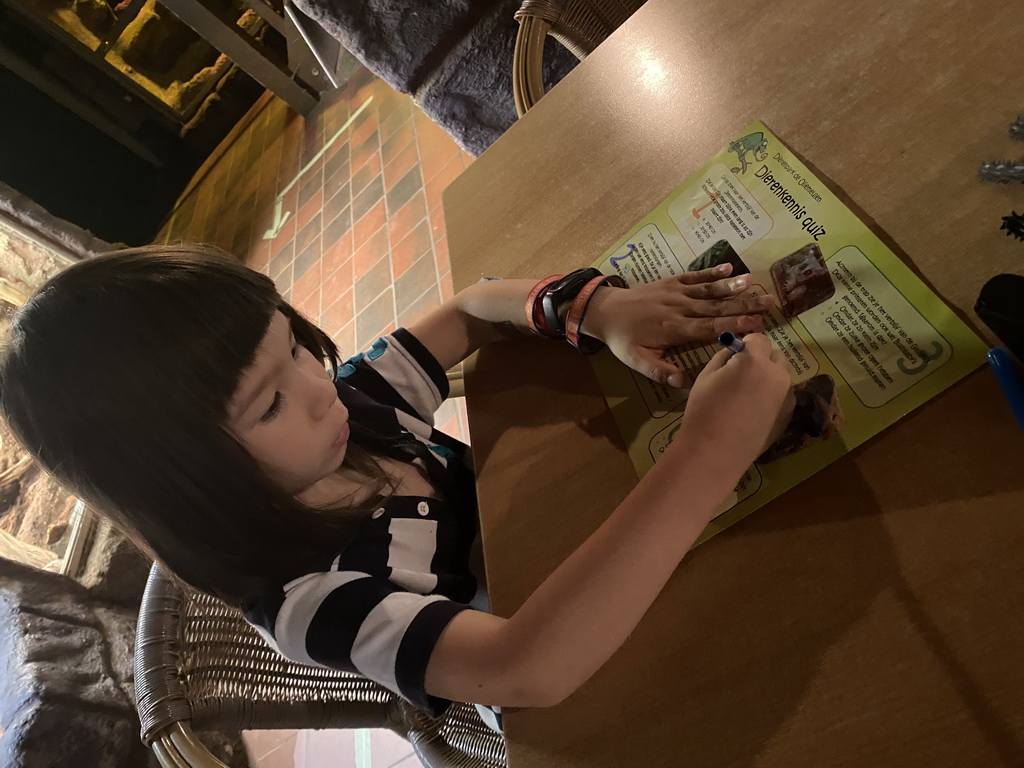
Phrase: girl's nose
[{"left": 311, "top": 369, "right": 338, "bottom": 420}]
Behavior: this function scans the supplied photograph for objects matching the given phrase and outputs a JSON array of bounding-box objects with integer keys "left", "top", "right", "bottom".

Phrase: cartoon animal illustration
[{"left": 729, "top": 132, "right": 769, "bottom": 174}]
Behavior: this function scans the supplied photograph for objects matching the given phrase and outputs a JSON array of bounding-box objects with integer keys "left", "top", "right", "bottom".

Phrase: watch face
[{"left": 542, "top": 268, "right": 602, "bottom": 333}]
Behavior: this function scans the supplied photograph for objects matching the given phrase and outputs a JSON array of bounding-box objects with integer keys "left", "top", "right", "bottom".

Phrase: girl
[{"left": 0, "top": 244, "right": 791, "bottom": 724}]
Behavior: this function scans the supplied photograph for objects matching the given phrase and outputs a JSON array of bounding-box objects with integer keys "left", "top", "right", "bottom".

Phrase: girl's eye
[{"left": 260, "top": 393, "right": 283, "bottom": 422}]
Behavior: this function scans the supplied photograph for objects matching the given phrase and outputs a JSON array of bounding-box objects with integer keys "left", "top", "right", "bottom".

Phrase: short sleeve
[
  {"left": 270, "top": 569, "right": 470, "bottom": 717},
  {"left": 334, "top": 329, "right": 450, "bottom": 423}
]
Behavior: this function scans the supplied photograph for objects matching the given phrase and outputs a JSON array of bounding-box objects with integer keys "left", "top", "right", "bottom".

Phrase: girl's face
[{"left": 228, "top": 312, "right": 350, "bottom": 496}]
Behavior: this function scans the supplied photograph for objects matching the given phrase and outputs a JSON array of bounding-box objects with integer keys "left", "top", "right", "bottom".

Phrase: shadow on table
[{"left": 466, "top": 343, "right": 1024, "bottom": 766}]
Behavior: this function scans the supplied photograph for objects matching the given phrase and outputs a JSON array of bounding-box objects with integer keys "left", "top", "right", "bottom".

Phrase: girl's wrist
[
  {"left": 577, "top": 285, "right": 620, "bottom": 343},
  {"left": 671, "top": 420, "right": 755, "bottom": 481}
]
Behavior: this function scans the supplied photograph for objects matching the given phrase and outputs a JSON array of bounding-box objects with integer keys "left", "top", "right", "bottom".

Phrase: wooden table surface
[{"left": 443, "top": 0, "right": 1024, "bottom": 765}]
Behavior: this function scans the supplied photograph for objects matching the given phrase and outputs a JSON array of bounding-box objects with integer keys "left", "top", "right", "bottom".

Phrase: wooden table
[{"left": 443, "top": 0, "right": 1024, "bottom": 765}]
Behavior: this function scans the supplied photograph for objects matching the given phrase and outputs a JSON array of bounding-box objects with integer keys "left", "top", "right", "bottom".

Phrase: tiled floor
[
  {"left": 158, "top": 66, "right": 470, "bottom": 442},
  {"left": 243, "top": 726, "right": 419, "bottom": 768},
  {"left": 158, "top": 68, "right": 477, "bottom": 766}
]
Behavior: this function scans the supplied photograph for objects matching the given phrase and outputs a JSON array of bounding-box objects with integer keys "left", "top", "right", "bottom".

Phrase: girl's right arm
[{"left": 424, "top": 334, "right": 793, "bottom": 708}]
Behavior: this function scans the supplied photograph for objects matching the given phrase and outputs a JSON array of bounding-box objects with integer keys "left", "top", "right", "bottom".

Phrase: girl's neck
[{"left": 297, "top": 456, "right": 438, "bottom": 509}]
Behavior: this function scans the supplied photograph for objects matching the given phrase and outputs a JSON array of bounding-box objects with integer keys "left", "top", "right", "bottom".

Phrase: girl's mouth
[{"left": 332, "top": 422, "right": 350, "bottom": 447}]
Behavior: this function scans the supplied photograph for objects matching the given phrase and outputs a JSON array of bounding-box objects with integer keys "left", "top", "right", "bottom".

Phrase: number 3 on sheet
[{"left": 897, "top": 341, "right": 944, "bottom": 375}]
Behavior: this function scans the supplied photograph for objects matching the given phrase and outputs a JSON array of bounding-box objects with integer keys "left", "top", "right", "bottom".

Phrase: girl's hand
[
  {"left": 677, "top": 334, "right": 795, "bottom": 469},
  {"left": 583, "top": 265, "right": 775, "bottom": 387}
]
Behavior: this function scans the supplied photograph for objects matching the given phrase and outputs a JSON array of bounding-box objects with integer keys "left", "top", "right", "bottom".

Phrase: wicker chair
[
  {"left": 512, "top": 0, "right": 647, "bottom": 116},
  {"left": 134, "top": 563, "right": 506, "bottom": 768}
]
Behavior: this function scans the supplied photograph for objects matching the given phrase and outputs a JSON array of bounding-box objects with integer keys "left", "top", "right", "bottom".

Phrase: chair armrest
[{"left": 513, "top": 7, "right": 553, "bottom": 117}]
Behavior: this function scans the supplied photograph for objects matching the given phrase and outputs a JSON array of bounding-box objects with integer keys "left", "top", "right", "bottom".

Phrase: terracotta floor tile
[
  {"left": 424, "top": 156, "right": 463, "bottom": 212},
  {"left": 428, "top": 205, "right": 446, "bottom": 242},
  {"left": 349, "top": 114, "right": 378, "bottom": 149},
  {"left": 366, "top": 728, "right": 414, "bottom": 768},
  {"left": 350, "top": 151, "right": 382, "bottom": 189},
  {"left": 296, "top": 166, "right": 322, "bottom": 208},
  {"left": 247, "top": 239, "right": 272, "bottom": 271},
  {"left": 293, "top": 260, "right": 321, "bottom": 303},
  {"left": 387, "top": 193, "right": 427, "bottom": 242},
  {"left": 251, "top": 200, "right": 277, "bottom": 243},
  {"left": 322, "top": 230, "right": 354, "bottom": 276},
  {"left": 325, "top": 105, "right": 354, "bottom": 137},
  {"left": 265, "top": 215, "right": 296, "bottom": 259},
  {"left": 388, "top": 753, "right": 424, "bottom": 768},
  {"left": 277, "top": 138, "right": 302, "bottom": 186},
  {"left": 252, "top": 735, "right": 296, "bottom": 768},
  {"left": 322, "top": 184, "right": 351, "bottom": 229},
  {"left": 397, "top": 283, "right": 441, "bottom": 328},
  {"left": 439, "top": 270, "right": 454, "bottom": 302},
  {"left": 381, "top": 119, "right": 415, "bottom": 167},
  {"left": 352, "top": 199, "right": 387, "bottom": 249},
  {"left": 323, "top": 132, "right": 349, "bottom": 163},
  {"left": 322, "top": 256, "right": 354, "bottom": 303},
  {"left": 293, "top": 286, "right": 321, "bottom": 320},
  {"left": 295, "top": 214, "right": 321, "bottom": 256},
  {"left": 279, "top": 182, "right": 299, "bottom": 219},
  {"left": 355, "top": 286, "right": 395, "bottom": 350},
  {"left": 353, "top": 225, "right": 390, "bottom": 278},
  {"left": 352, "top": 175, "right": 384, "bottom": 221},
  {"left": 321, "top": 289, "right": 355, "bottom": 336},
  {"left": 394, "top": 252, "right": 437, "bottom": 313},
  {"left": 324, "top": 156, "right": 351, "bottom": 195},
  {"left": 455, "top": 400, "right": 470, "bottom": 444},
  {"left": 332, "top": 320, "right": 355, "bottom": 357},
  {"left": 269, "top": 240, "right": 294, "bottom": 280},
  {"left": 322, "top": 206, "right": 351, "bottom": 252},
  {"left": 385, "top": 167, "right": 422, "bottom": 217},
  {"left": 434, "top": 234, "right": 450, "bottom": 277},
  {"left": 376, "top": 85, "right": 410, "bottom": 116},
  {"left": 243, "top": 730, "right": 297, "bottom": 760},
  {"left": 355, "top": 253, "right": 393, "bottom": 311},
  {"left": 438, "top": 410, "right": 460, "bottom": 441},
  {"left": 379, "top": 99, "right": 413, "bottom": 141},
  {"left": 419, "top": 138, "right": 462, "bottom": 186},
  {"left": 296, "top": 188, "right": 323, "bottom": 231},
  {"left": 293, "top": 729, "right": 354, "bottom": 768},
  {"left": 414, "top": 113, "right": 460, "bottom": 166},
  {"left": 351, "top": 131, "right": 381, "bottom": 171},
  {"left": 294, "top": 236, "right": 321, "bottom": 281},
  {"left": 390, "top": 220, "right": 432, "bottom": 279},
  {"left": 275, "top": 263, "right": 294, "bottom": 296},
  {"left": 383, "top": 141, "right": 418, "bottom": 191}
]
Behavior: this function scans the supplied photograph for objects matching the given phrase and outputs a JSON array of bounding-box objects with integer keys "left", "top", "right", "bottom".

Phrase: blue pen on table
[
  {"left": 987, "top": 348, "right": 1024, "bottom": 430},
  {"left": 718, "top": 331, "right": 746, "bottom": 355}
]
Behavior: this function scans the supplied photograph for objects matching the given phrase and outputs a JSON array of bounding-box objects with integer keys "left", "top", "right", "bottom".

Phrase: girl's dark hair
[{"left": 0, "top": 244, "right": 390, "bottom": 606}]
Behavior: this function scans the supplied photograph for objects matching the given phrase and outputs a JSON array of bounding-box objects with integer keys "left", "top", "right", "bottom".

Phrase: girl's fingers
[
  {"left": 689, "top": 294, "right": 774, "bottom": 318},
  {"left": 687, "top": 274, "right": 752, "bottom": 299},
  {"left": 676, "top": 264, "right": 733, "bottom": 285},
  {"left": 684, "top": 313, "right": 766, "bottom": 343},
  {"left": 629, "top": 345, "right": 684, "bottom": 387},
  {"left": 740, "top": 332, "right": 774, "bottom": 356},
  {"left": 701, "top": 346, "right": 735, "bottom": 373}
]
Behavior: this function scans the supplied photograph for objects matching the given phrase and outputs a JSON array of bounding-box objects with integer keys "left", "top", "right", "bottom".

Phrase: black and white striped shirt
[{"left": 244, "top": 329, "right": 487, "bottom": 719}]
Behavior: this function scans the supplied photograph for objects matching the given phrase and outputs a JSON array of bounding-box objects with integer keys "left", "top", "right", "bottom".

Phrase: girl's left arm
[{"left": 407, "top": 266, "right": 775, "bottom": 384}]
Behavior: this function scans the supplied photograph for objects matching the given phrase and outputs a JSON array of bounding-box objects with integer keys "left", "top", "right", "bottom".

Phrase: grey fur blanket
[{"left": 290, "top": 0, "right": 579, "bottom": 155}]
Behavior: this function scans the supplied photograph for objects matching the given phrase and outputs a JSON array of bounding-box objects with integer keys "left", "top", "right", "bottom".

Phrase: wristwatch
[{"left": 540, "top": 267, "right": 604, "bottom": 335}]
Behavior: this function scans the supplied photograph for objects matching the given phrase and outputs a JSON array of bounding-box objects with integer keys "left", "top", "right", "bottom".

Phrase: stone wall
[
  {"left": 0, "top": 204, "right": 84, "bottom": 568},
  {"left": 0, "top": 556, "right": 251, "bottom": 768}
]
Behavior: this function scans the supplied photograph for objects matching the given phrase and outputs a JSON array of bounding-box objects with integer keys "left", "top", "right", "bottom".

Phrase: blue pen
[
  {"left": 718, "top": 331, "right": 746, "bottom": 355},
  {"left": 987, "top": 348, "right": 1024, "bottom": 430}
]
